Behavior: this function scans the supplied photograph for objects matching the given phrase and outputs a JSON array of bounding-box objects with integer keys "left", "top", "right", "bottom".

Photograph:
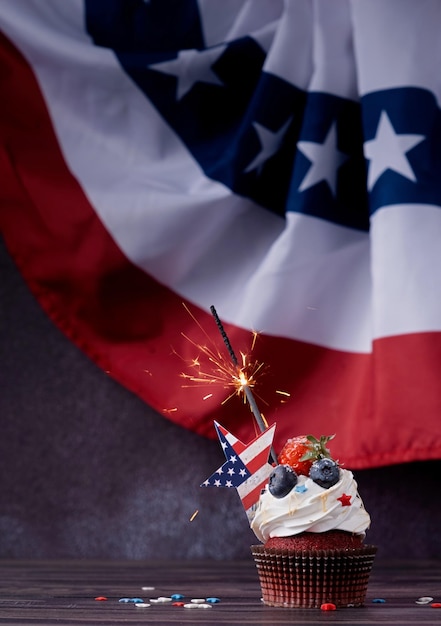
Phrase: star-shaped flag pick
[{"left": 201, "top": 421, "right": 276, "bottom": 521}]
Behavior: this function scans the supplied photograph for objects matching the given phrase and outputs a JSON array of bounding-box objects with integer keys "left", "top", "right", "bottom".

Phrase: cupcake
[
  {"left": 250, "top": 435, "right": 376, "bottom": 608},
  {"left": 202, "top": 427, "right": 376, "bottom": 609}
]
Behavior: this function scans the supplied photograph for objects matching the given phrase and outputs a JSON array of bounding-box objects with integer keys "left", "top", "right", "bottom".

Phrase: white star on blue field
[{"left": 364, "top": 110, "right": 425, "bottom": 190}]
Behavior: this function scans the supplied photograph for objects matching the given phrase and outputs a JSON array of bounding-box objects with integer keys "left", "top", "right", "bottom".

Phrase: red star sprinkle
[{"left": 337, "top": 493, "right": 352, "bottom": 506}]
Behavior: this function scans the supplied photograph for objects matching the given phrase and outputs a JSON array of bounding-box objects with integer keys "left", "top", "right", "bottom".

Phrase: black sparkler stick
[{"left": 210, "top": 305, "right": 278, "bottom": 465}]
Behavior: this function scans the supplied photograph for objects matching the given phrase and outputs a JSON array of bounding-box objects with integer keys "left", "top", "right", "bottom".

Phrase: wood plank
[{"left": 0, "top": 560, "right": 440, "bottom": 624}]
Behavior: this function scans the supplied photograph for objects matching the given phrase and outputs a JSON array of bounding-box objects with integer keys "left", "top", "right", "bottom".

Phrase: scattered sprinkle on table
[
  {"left": 94, "top": 596, "right": 107, "bottom": 601},
  {"left": 431, "top": 603, "right": 441, "bottom": 608},
  {"left": 119, "top": 597, "right": 145, "bottom": 603},
  {"left": 119, "top": 592, "right": 220, "bottom": 609},
  {"left": 320, "top": 603, "right": 336, "bottom": 611},
  {"left": 141, "top": 586, "right": 155, "bottom": 591},
  {"left": 372, "top": 598, "right": 386, "bottom": 603},
  {"left": 415, "top": 596, "right": 433, "bottom": 604}
]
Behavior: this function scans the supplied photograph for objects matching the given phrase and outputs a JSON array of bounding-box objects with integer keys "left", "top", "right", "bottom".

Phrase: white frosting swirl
[{"left": 250, "top": 468, "right": 371, "bottom": 543}]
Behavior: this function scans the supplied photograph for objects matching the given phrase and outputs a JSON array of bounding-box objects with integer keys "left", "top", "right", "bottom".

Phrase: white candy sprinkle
[
  {"left": 141, "top": 586, "right": 155, "bottom": 591},
  {"left": 191, "top": 598, "right": 206, "bottom": 603},
  {"left": 197, "top": 603, "right": 213, "bottom": 609},
  {"left": 149, "top": 599, "right": 161, "bottom": 604},
  {"left": 184, "top": 603, "right": 200, "bottom": 609},
  {"left": 416, "top": 596, "right": 434, "bottom": 605},
  {"left": 157, "top": 596, "right": 172, "bottom": 603},
  {"left": 135, "top": 603, "right": 151, "bottom": 608}
]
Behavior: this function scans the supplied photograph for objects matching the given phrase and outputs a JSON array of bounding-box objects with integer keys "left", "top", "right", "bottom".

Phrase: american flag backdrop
[{"left": 1, "top": 0, "right": 441, "bottom": 469}]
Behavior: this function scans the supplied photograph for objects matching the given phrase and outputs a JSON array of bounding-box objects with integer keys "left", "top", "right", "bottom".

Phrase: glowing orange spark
[{"left": 251, "top": 330, "right": 259, "bottom": 351}]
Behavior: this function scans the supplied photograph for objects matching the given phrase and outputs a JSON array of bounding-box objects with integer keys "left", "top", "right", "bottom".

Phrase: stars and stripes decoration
[
  {"left": 1, "top": 0, "right": 441, "bottom": 469},
  {"left": 202, "top": 422, "right": 276, "bottom": 519}
]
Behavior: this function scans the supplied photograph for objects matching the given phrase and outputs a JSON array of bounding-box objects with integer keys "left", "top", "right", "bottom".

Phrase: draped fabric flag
[{"left": 1, "top": 0, "right": 441, "bottom": 469}]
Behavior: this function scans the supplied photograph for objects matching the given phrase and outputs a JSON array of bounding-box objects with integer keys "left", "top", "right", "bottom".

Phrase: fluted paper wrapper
[{"left": 251, "top": 544, "right": 377, "bottom": 608}]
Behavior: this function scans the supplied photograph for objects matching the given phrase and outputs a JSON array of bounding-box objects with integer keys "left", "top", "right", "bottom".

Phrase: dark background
[{"left": 1, "top": 236, "right": 440, "bottom": 560}]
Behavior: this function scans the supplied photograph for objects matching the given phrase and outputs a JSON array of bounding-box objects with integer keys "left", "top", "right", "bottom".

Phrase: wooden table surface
[{"left": 0, "top": 559, "right": 440, "bottom": 625}]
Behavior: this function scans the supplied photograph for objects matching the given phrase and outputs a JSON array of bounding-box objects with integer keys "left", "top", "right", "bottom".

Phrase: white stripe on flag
[
  {"left": 371, "top": 204, "right": 441, "bottom": 339},
  {"left": 240, "top": 424, "right": 276, "bottom": 464},
  {"left": 352, "top": 0, "right": 441, "bottom": 104},
  {"left": 237, "top": 463, "right": 273, "bottom": 503}
]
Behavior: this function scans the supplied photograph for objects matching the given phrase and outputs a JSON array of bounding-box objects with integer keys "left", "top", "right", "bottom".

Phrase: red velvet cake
[{"left": 264, "top": 530, "right": 364, "bottom": 551}]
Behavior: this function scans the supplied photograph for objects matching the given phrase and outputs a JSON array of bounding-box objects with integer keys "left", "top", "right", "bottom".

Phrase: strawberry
[{"left": 277, "top": 434, "right": 335, "bottom": 476}]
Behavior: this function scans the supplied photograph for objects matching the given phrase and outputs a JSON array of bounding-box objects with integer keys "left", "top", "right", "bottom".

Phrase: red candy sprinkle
[
  {"left": 321, "top": 603, "right": 337, "bottom": 611},
  {"left": 94, "top": 596, "right": 107, "bottom": 601},
  {"left": 431, "top": 603, "right": 441, "bottom": 608},
  {"left": 172, "top": 601, "right": 185, "bottom": 607}
]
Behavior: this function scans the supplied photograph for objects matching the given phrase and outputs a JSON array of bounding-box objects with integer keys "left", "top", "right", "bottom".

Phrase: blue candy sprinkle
[
  {"left": 171, "top": 594, "right": 184, "bottom": 600},
  {"left": 372, "top": 598, "right": 386, "bottom": 603},
  {"left": 119, "top": 598, "right": 131, "bottom": 603},
  {"left": 295, "top": 485, "right": 308, "bottom": 493},
  {"left": 206, "top": 597, "right": 220, "bottom": 603},
  {"left": 129, "top": 598, "right": 144, "bottom": 603}
]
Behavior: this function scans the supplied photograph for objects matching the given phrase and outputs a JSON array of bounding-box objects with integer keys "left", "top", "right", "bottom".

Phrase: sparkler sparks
[
  {"left": 175, "top": 303, "right": 269, "bottom": 408},
  {"left": 179, "top": 332, "right": 267, "bottom": 406},
  {"left": 276, "top": 389, "right": 291, "bottom": 404},
  {"left": 177, "top": 303, "right": 289, "bottom": 425}
]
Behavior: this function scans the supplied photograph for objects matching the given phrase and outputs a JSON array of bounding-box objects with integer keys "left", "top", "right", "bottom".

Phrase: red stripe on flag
[
  {"left": 232, "top": 441, "right": 247, "bottom": 454},
  {"left": 216, "top": 423, "right": 248, "bottom": 454},
  {"left": 241, "top": 483, "right": 268, "bottom": 512},
  {"left": 246, "top": 448, "right": 273, "bottom": 474}
]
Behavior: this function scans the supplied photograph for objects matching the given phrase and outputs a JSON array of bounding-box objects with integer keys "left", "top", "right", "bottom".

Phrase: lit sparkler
[
  {"left": 178, "top": 304, "right": 287, "bottom": 465},
  {"left": 209, "top": 306, "right": 278, "bottom": 465},
  {"left": 178, "top": 305, "right": 267, "bottom": 408},
  {"left": 180, "top": 342, "right": 266, "bottom": 403}
]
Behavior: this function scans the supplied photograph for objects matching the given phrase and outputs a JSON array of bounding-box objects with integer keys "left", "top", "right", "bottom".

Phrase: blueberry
[
  {"left": 309, "top": 458, "right": 340, "bottom": 489},
  {"left": 268, "top": 465, "right": 298, "bottom": 498}
]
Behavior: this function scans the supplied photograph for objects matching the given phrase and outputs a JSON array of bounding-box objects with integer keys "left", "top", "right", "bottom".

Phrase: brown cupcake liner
[{"left": 251, "top": 544, "right": 377, "bottom": 608}]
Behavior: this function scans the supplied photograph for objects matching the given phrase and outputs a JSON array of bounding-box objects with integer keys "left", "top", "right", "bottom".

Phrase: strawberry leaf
[{"left": 299, "top": 434, "right": 336, "bottom": 462}]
